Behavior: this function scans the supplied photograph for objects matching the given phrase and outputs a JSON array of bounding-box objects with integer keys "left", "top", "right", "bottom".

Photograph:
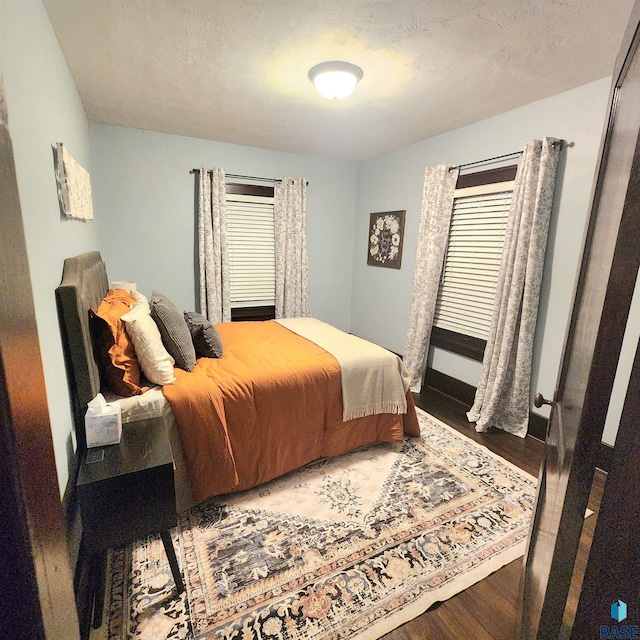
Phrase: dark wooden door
[
  {"left": 520, "top": 4, "right": 640, "bottom": 638},
  {"left": 570, "top": 334, "right": 640, "bottom": 636},
  {"left": 0, "top": 68, "right": 80, "bottom": 638}
]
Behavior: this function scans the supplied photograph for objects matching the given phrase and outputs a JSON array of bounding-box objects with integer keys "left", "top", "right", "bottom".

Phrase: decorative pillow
[
  {"left": 150, "top": 291, "right": 196, "bottom": 371},
  {"left": 184, "top": 311, "right": 224, "bottom": 358},
  {"left": 89, "top": 289, "right": 142, "bottom": 397},
  {"left": 121, "top": 291, "right": 176, "bottom": 385}
]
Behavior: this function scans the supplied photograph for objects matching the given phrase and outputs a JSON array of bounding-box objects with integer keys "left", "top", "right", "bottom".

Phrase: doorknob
[{"left": 534, "top": 392, "right": 553, "bottom": 408}]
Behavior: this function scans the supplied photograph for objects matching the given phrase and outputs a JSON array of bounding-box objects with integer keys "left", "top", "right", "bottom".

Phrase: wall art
[{"left": 367, "top": 210, "right": 405, "bottom": 269}]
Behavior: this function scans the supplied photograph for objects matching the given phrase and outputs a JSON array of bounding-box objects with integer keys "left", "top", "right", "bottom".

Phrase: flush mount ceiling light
[{"left": 308, "top": 61, "right": 364, "bottom": 100}]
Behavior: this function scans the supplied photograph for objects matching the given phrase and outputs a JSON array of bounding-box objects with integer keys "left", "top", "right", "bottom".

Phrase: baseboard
[
  {"left": 527, "top": 411, "right": 548, "bottom": 442},
  {"left": 422, "top": 367, "right": 611, "bottom": 472},
  {"left": 423, "top": 367, "right": 476, "bottom": 407}
]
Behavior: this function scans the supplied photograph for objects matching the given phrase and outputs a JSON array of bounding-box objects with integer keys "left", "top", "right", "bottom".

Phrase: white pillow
[{"left": 121, "top": 291, "right": 176, "bottom": 385}]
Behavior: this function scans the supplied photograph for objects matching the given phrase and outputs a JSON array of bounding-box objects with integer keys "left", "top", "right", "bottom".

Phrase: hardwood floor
[{"left": 379, "top": 388, "right": 606, "bottom": 640}]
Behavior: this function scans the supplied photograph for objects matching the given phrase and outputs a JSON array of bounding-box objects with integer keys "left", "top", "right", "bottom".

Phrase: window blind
[
  {"left": 433, "top": 180, "right": 515, "bottom": 340},
  {"left": 226, "top": 193, "right": 275, "bottom": 308}
]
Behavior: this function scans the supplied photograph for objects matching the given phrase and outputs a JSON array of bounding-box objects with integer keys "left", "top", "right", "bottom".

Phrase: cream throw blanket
[{"left": 275, "top": 318, "right": 410, "bottom": 421}]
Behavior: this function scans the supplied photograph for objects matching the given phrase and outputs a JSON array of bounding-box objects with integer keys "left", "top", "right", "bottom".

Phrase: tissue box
[{"left": 85, "top": 403, "right": 122, "bottom": 448}]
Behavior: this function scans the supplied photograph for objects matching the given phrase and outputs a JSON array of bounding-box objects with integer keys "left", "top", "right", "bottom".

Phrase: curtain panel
[
  {"left": 403, "top": 164, "right": 459, "bottom": 391},
  {"left": 467, "top": 138, "right": 562, "bottom": 437},
  {"left": 198, "top": 166, "right": 231, "bottom": 323},
  {"left": 274, "top": 177, "right": 311, "bottom": 318}
]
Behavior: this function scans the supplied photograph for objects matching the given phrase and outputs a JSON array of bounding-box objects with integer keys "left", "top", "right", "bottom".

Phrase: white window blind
[
  {"left": 433, "top": 180, "right": 515, "bottom": 340},
  {"left": 226, "top": 193, "right": 275, "bottom": 308}
]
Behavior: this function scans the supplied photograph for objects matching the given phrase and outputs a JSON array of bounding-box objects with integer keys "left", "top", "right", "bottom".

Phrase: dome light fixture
[{"left": 308, "top": 61, "right": 363, "bottom": 100}]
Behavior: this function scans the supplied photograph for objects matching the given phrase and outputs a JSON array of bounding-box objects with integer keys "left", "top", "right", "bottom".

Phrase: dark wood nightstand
[{"left": 77, "top": 416, "right": 184, "bottom": 631}]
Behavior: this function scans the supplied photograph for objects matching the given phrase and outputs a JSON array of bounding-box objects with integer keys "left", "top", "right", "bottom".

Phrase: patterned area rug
[{"left": 94, "top": 409, "right": 536, "bottom": 640}]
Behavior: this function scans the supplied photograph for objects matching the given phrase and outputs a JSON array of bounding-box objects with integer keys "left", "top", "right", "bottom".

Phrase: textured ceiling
[{"left": 43, "top": 0, "right": 634, "bottom": 161}]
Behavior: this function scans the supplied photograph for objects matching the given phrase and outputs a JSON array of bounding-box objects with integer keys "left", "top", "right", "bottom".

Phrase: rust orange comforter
[{"left": 163, "top": 320, "right": 419, "bottom": 504}]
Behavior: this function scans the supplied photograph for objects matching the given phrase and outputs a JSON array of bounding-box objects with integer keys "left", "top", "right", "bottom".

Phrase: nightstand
[{"left": 77, "top": 416, "right": 184, "bottom": 630}]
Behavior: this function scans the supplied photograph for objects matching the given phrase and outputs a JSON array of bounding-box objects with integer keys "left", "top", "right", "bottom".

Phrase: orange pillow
[{"left": 89, "top": 289, "right": 142, "bottom": 396}]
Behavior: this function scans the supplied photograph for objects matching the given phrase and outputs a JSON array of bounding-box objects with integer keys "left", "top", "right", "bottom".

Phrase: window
[
  {"left": 225, "top": 183, "right": 276, "bottom": 321},
  {"left": 431, "top": 165, "right": 517, "bottom": 361}
]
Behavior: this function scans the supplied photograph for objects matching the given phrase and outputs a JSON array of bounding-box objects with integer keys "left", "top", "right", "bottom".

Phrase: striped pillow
[{"left": 149, "top": 291, "right": 196, "bottom": 372}]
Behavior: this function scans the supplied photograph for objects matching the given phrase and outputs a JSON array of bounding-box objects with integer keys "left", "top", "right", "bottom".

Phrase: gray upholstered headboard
[{"left": 56, "top": 251, "right": 108, "bottom": 451}]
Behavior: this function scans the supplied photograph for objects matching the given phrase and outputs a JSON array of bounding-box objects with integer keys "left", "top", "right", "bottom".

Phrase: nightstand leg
[
  {"left": 160, "top": 530, "right": 184, "bottom": 594},
  {"left": 92, "top": 552, "right": 106, "bottom": 628}
]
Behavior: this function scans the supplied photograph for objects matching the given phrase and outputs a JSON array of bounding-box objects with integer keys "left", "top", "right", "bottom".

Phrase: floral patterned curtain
[
  {"left": 274, "top": 177, "right": 310, "bottom": 318},
  {"left": 467, "top": 138, "right": 562, "bottom": 437},
  {"left": 198, "top": 166, "right": 231, "bottom": 323},
  {"left": 403, "top": 164, "right": 459, "bottom": 391}
]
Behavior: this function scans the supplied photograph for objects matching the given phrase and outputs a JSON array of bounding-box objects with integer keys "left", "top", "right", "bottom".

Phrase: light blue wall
[
  {"left": 351, "top": 78, "right": 612, "bottom": 426},
  {"left": 603, "top": 272, "right": 640, "bottom": 445},
  {"left": 89, "top": 124, "right": 358, "bottom": 332},
  {"left": 1, "top": 0, "right": 629, "bottom": 504},
  {"left": 0, "top": 0, "right": 100, "bottom": 495}
]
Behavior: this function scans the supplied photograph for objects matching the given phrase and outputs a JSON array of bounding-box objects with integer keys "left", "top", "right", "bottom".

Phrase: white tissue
[{"left": 87, "top": 392, "right": 109, "bottom": 414}]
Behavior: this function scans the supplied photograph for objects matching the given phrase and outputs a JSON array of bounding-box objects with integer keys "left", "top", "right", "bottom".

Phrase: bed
[{"left": 56, "top": 251, "right": 419, "bottom": 511}]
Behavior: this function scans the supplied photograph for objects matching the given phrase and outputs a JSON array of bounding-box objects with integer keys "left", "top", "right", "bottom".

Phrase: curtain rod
[
  {"left": 189, "top": 169, "right": 281, "bottom": 183},
  {"left": 451, "top": 140, "right": 568, "bottom": 172},
  {"left": 450, "top": 151, "right": 523, "bottom": 172},
  {"left": 191, "top": 169, "right": 308, "bottom": 186}
]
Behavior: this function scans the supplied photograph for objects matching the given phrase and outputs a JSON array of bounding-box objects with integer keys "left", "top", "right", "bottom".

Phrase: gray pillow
[
  {"left": 149, "top": 291, "right": 196, "bottom": 371},
  {"left": 183, "top": 311, "right": 223, "bottom": 359}
]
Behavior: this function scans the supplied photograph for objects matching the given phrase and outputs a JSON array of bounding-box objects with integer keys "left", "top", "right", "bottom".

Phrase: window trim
[
  {"left": 230, "top": 305, "right": 276, "bottom": 322},
  {"left": 430, "top": 326, "right": 487, "bottom": 362},
  {"left": 430, "top": 164, "right": 518, "bottom": 363},
  {"left": 226, "top": 182, "right": 274, "bottom": 197},
  {"left": 455, "top": 164, "right": 517, "bottom": 189}
]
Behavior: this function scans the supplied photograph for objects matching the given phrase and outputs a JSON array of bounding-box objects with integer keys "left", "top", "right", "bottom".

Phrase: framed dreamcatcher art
[{"left": 367, "top": 210, "right": 405, "bottom": 269}]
